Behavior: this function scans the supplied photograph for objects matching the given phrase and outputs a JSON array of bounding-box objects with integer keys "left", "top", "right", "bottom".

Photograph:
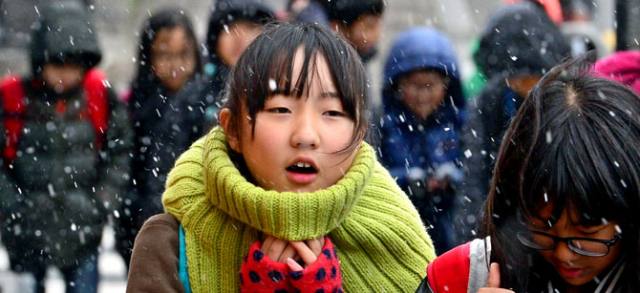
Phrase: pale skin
[
  {"left": 216, "top": 20, "right": 263, "bottom": 66},
  {"left": 220, "top": 47, "right": 361, "bottom": 271},
  {"left": 477, "top": 263, "right": 514, "bottom": 293},
  {"left": 330, "top": 14, "right": 382, "bottom": 56}
]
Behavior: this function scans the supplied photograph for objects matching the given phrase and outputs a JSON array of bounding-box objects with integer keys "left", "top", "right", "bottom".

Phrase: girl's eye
[
  {"left": 267, "top": 107, "right": 290, "bottom": 114},
  {"left": 324, "top": 110, "right": 345, "bottom": 117}
]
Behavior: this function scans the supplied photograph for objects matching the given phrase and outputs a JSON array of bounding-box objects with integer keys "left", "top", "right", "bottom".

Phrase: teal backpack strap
[{"left": 179, "top": 225, "right": 192, "bottom": 293}]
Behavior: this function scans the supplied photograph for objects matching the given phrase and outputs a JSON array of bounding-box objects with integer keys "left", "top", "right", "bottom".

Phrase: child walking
[
  {"left": 0, "top": 1, "right": 132, "bottom": 292},
  {"left": 127, "top": 22, "right": 435, "bottom": 292},
  {"left": 379, "top": 27, "right": 466, "bottom": 254},
  {"left": 419, "top": 53, "right": 640, "bottom": 292},
  {"left": 116, "top": 7, "right": 202, "bottom": 270},
  {"left": 169, "top": 0, "right": 274, "bottom": 153}
]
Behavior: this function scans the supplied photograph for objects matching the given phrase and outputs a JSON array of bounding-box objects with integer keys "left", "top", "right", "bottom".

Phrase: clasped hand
[{"left": 261, "top": 235, "right": 325, "bottom": 271}]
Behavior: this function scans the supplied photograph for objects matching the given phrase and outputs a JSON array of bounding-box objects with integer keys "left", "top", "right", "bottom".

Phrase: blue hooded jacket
[{"left": 380, "top": 27, "right": 466, "bottom": 190}]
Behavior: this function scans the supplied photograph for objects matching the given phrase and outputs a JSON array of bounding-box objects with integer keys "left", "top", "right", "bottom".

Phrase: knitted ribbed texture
[{"left": 163, "top": 126, "right": 436, "bottom": 292}]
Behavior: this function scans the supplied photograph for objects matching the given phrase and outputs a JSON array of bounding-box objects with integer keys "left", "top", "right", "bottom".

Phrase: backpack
[{"left": 0, "top": 68, "right": 109, "bottom": 164}]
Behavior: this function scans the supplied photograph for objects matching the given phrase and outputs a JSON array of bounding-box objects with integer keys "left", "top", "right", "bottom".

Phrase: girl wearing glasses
[{"left": 417, "top": 52, "right": 640, "bottom": 293}]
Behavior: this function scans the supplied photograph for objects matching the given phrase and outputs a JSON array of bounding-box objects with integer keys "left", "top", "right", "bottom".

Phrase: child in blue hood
[{"left": 379, "top": 28, "right": 466, "bottom": 254}]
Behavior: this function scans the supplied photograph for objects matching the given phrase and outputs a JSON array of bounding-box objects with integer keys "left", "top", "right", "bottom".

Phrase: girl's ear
[{"left": 219, "top": 108, "right": 241, "bottom": 153}]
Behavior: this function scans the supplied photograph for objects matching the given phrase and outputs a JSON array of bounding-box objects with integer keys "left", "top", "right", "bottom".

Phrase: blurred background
[
  {"left": 0, "top": 0, "right": 628, "bottom": 291},
  {"left": 0, "top": 0, "right": 621, "bottom": 105}
]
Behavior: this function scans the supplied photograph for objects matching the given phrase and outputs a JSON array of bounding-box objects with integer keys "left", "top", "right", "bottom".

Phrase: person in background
[
  {"left": 0, "top": 1, "right": 132, "bottom": 292},
  {"left": 168, "top": 0, "right": 274, "bottom": 152},
  {"left": 126, "top": 22, "right": 434, "bottom": 293},
  {"left": 115, "top": 8, "right": 202, "bottom": 270},
  {"left": 460, "top": 0, "right": 570, "bottom": 240},
  {"left": 289, "top": 0, "right": 384, "bottom": 64},
  {"left": 379, "top": 28, "right": 466, "bottom": 254},
  {"left": 418, "top": 53, "right": 640, "bottom": 293},
  {"left": 464, "top": 0, "right": 563, "bottom": 101}
]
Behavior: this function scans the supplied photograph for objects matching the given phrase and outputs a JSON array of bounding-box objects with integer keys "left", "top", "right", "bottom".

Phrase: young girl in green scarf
[{"left": 126, "top": 21, "right": 435, "bottom": 293}]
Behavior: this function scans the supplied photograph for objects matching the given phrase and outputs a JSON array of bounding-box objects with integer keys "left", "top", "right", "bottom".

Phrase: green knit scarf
[{"left": 163, "top": 126, "right": 435, "bottom": 292}]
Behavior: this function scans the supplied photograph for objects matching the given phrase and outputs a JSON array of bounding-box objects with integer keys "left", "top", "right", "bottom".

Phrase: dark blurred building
[
  {"left": 0, "top": 0, "right": 93, "bottom": 47},
  {"left": 616, "top": 0, "right": 640, "bottom": 51}
]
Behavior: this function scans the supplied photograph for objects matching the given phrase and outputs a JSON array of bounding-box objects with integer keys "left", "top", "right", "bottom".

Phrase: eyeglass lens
[{"left": 517, "top": 232, "right": 609, "bottom": 256}]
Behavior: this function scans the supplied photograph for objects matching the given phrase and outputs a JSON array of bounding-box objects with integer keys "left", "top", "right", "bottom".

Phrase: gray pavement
[{"left": 0, "top": 225, "right": 127, "bottom": 293}]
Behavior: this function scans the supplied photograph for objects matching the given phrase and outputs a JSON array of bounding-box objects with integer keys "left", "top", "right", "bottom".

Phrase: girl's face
[
  {"left": 222, "top": 48, "right": 359, "bottom": 193},
  {"left": 527, "top": 205, "right": 622, "bottom": 288},
  {"left": 151, "top": 27, "right": 197, "bottom": 93},
  {"left": 216, "top": 20, "right": 263, "bottom": 66},
  {"left": 43, "top": 63, "right": 84, "bottom": 94},
  {"left": 334, "top": 14, "right": 382, "bottom": 56},
  {"left": 398, "top": 70, "right": 447, "bottom": 120}
]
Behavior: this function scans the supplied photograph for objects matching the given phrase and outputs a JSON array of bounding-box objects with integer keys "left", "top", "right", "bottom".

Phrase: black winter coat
[
  {"left": 0, "top": 1, "right": 132, "bottom": 271},
  {"left": 0, "top": 79, "right": 132, "bottom": 270}
]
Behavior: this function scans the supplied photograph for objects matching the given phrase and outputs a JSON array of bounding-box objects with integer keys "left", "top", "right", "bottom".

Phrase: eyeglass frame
[{"left": 516, "top": 230, "right": 622, "bottom": 257}]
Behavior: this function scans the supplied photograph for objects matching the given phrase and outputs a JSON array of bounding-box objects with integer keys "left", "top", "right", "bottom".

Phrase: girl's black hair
[
  {"left": 131, "top": 8, "right": 202, "bottom": 97},
  {"left": 483, "top": 52, "right": 640, "bottom": 290},
  {"left": 222, "top": 21, "right": 369, "bottom": 153}
]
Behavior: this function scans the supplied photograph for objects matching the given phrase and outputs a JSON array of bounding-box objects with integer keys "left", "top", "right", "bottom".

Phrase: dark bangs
[
  {"left": 223, "top": 21, "right": 369, "bottom": 151},
  {"left": 499, "top": 53, "right": 640, "bottom": 229},
  {"left": 521, "top": 81, "right": 640, "bottom": 227}
]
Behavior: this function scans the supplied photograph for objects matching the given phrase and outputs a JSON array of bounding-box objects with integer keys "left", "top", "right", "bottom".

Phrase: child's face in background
[
  {"left": 216, "top": 20, "right": 263, "bottom": 66},
  {"left": 43, "top": 63, "right": 84, "bottom": 94},
  {"left": 151, "top": 27, "right": 197, "bottom": 93},
  {"left": 507, "top": 75, "right": 541, "bottom": 99},
  {"left": 398, "top": 70, "right": 447, "bottom": 120},
  {"left": 337, "top": 15, "right": 382, "bottom": 57},
  {"left": 528, "top": 205, "right": 622, "bottom": 288},
  {"left": 225, "top": 48, "right": 358, "bottom": 193}
]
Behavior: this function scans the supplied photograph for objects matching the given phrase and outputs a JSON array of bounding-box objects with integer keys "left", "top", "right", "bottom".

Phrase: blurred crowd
[{"left": 0, "top": 0, "right": 638, "bottom": 292}]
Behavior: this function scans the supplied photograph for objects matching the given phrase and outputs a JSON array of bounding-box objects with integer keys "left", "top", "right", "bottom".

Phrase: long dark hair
[
  {"left": 222, "top": 21, "right": 369, "bottom": 153},
  {"left": 130, "top": 8, "right": 202, "bottom": 120},
  {"left": 483, "top": 52, "right": 640, "bottom": 290}
]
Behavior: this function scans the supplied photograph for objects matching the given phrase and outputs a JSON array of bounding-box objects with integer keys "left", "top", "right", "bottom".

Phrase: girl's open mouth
[{"left": 286, "top": 162, "right": 318, "bottom": 184}]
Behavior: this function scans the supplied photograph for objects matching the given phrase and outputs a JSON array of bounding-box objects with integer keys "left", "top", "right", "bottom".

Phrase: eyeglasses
[{"left": 516, "top": 230, "right": 621, "bottom": 257}]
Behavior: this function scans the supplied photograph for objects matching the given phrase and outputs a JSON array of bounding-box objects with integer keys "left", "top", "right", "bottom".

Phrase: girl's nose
[
  {"left": 553, "top": 242, "right": 580, "bottom": 262},
  {"left": 291, "top": 115, "right": 320, "bottom": 149}
]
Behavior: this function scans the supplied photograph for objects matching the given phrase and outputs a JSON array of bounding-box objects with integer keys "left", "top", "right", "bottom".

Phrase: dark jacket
[
  {"left": 459, "top": 0, "right": 570, "bottom": 238},
  {"left": 127, "top": 82, "right": 187, "bottom": 229},
  {"left": 168, "top": 0, "right": 274, "bottom": 153},
  {"left": 125, "top": 8, "right": 203, "bottom": 230},
  {"left": 379, "top": 28, "right": 466, "bottom": 253},
  {"left": 0, "top": 1, "right": 132, "bottom": 270}
]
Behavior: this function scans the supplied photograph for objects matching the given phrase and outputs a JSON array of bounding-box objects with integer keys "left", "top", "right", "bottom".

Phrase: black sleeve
[
  {"left": 96, "top": 89, "right": 133, "bottom": 213},
  {"left": 415, "top": 276, "right": 436, "bottom": 293}
]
